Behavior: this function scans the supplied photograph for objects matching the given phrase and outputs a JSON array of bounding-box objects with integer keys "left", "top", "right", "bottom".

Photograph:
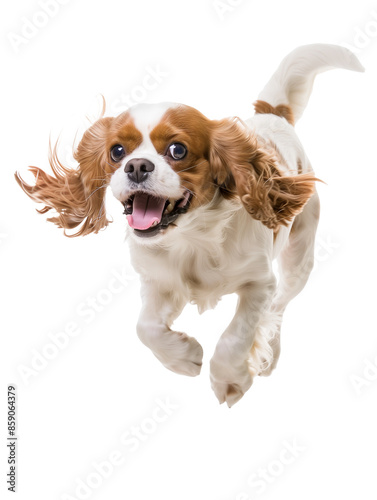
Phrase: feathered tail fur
[{"left": 256, "top": 43, "right": 364, "bottom": 124}]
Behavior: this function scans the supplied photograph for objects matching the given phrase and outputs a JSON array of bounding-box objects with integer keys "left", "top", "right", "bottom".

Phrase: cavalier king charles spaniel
[{"left": 16, "top": 44, "right": 363, "bottom": 406}]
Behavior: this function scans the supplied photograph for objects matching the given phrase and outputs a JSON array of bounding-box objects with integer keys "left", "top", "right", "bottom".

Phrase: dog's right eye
[
  {"left": 110, "top": 145, "right": 126, "bottom": 162},
  {"left": 168, "top": 143, "right": 187, "bottom": 160}
]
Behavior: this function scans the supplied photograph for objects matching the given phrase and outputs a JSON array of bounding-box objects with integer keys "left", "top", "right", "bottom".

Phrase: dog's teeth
[
  {"left": 166, "top": 202, "right": 174, "bottom": 213},
  {"left": 151, "top": 220, "right": 159, "bottom": 227}
]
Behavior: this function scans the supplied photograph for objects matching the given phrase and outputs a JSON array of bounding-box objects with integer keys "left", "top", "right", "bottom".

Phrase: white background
[{"left": 1, "top": 0, "right": 377, "bottom": 499}]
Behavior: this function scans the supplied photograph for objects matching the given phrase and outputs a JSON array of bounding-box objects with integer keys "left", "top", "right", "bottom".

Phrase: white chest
[{"left": 129, "top": 203, "right": 281, "bottom": 312}]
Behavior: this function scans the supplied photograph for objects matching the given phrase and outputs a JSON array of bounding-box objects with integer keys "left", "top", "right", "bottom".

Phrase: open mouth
[{"left": 123, "top": 189, "right": 192, "bottom": 238}]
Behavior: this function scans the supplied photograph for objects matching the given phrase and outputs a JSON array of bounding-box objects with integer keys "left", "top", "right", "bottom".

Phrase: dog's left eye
[
  {"left": 168, "top": 143, "right": 187, "bottom": 160},
  {"left": 110, "top": 144, "right": 126, "bottom": 162}
]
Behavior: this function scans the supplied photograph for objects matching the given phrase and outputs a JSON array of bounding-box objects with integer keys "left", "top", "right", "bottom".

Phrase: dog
[{"left": 15, "top": 44, "right": 363, "bottom": 406}]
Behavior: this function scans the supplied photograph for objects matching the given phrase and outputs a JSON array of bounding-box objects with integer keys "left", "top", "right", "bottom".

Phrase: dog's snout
[{"left": 124, "top": 158, "right": 155, "bottom": 184}]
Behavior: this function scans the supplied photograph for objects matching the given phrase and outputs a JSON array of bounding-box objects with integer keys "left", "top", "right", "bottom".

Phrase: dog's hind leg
[{"left": 259, "top": 191, "right": 320, "bottom": 376}]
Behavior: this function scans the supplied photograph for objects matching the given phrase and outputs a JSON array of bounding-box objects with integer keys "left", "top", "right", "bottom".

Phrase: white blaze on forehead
[
  {"left": 128, "top": 102, "right": 178, "bottom": 142},
  {"left": 110, "top": 102, "right": 184, "bottom": 203}
]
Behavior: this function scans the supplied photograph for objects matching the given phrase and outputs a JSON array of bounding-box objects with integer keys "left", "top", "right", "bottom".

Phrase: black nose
[{"left": 124, "top": 158, "right": 155, "bottom": 183}]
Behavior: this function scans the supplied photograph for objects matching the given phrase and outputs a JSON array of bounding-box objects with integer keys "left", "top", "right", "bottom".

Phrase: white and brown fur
[{"left": 15, "top": 44, "right": 363, "bottom": 406}]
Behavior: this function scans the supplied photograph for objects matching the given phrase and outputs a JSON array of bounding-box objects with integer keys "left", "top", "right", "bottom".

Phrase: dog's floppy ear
[
  {"left": 15, "top": 117, "right": 113, "bottom": 237},
  {"left": 209, "top": 117, "right": 317, "bottom": 230}
]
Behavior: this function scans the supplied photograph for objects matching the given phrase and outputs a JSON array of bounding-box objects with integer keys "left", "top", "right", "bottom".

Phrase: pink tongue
[{"left": 127, "top": 193, "right": 167, "bottom": 230}]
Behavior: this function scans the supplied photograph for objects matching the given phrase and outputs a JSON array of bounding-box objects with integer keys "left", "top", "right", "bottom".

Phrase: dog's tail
[{"left": 255, "top": 44, "right": 364, "bottom": 125}]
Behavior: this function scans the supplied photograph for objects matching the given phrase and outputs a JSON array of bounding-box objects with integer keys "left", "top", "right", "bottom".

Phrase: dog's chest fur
[{"left": 129, "top": 196, "right": 285, "bottom": 312}]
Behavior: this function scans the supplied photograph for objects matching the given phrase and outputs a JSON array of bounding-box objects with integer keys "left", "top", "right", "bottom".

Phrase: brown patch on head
[
  {"left": 108, "top": 112, "right": 143, "bottom": 156},
  {"left": 254, "top": 99, "right": 295, "bottom": 126},
  {"left": 150, "top": 105, "right": 216, "bottom": 209}
]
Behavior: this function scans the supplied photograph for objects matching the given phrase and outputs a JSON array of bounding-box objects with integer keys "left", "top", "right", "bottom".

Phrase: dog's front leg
[
  {"left": 136, "top": 280, "right": 203, "bottom": 377},
  {"left": 210, "top": 278, "right": 276, "bottom": 407}
]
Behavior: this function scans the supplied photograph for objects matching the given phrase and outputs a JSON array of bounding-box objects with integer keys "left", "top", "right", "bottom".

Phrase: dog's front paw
[
  {"left": 210, "top": 380, "right": 250, "bottom": 407},
  {"left": 210, "top": 356, "right": 253, "bottom": 407},
  {"left": 137, "top": 323, "right": 203, "bottom": 377},
  {"left": 154, "top": 332, "right": 203, "bottom": 377}
]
